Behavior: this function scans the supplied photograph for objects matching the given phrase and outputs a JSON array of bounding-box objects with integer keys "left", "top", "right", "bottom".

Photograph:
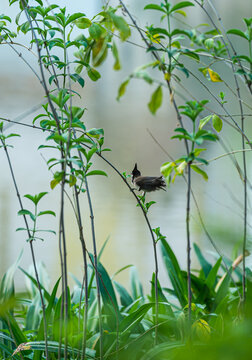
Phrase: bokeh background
[{"left": 0, "top": 0, "right": 251, "bottom": 291}]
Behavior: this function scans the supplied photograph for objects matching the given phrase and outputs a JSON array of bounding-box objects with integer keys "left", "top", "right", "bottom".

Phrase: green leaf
[
  {"left": 75, "top": 17, "right": 91, "bottom": 29},
  {"left": 85, "top": 147, "right": 97, "bottom": 162},
  {"left": 71, "top": 73, "right": 85, "bottom": 87},
  {"left": 112, "top": 41, "right": 121, "bottom": 70},
  {"left": 212, "top": 114, "right": 223, "bottom": 132},
  {"left": 119, "top": 303, "right": 154, "bottom": 336},
  {"left": 148, "top": 85, "right": 163, "bottom": 115},
  {"left": 86, "top": 170, "right": 107, "bottom": 177},
  {"left": 90, "top": 255, "right": 120, "bottom": 328},
  {"left": 50, "top": 179, "right": 60, "bottom": 189},
  {"left": 36, "top": 192, "right": 48, "bottom": 203},
  {"left": 205, "top": 257, "right": 222, "bottom": 290},
  {"left": 86, "top": 127, "right": 104, "bottom": 138},
  {"left": 191, "top": 165, "right": 208, "bottom": 181},
  {"left": 193, "top": 243, "right": 212, "bottom": 277},
  {"left": 144, "top": 4, "right": 166, "bottom": 13},
  {"left": 37, "top": 210, "right": 56, "bottom": 217},
  {"left": 213, "top": 268, "right": 232, "bottom": 312},
  {"left": 182, "top": 49, "right": 200, "bottom": 61},
  {"left": 160, "top": 238, "right": 187, "bottom": 307},
  {"left": 117, "top": 78, "right": 130, "bottom": 100},
  {"left": 87, "top": 67, "right": 101, "bottom": 81},
  {"left": 194, "top": 148, "right": 206, "bottom": 156},
  {"left": 18, "top": 209, "right": 36, "bottom": 221},
  {"left": 170, "top": 2, "right": 194, "bottom": 13},
  {"left": 65, "top": 12, "right": 86, "bottom": 26},
  {"left": 114, "top": 281, "right": 133, "bottom": 307},
  {"left": 199, "top": 115, "right": 212, "bottom": 130},
  {"left": 130, "top": 267, "right": 144, "bottom": 299},
  {"left": 89, "top": 23, "right": 106, "bottom": 40},
  {"left": 109, "top": 12, "right": 131, "bottom": 40},
  {"left": 227, "top": 28, "right": 248, "bottom": 40},
  {"left": 133, "top": 70, "right": 153, "bottom": 84}
]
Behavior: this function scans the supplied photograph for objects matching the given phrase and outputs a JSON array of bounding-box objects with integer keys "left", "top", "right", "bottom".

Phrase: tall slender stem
[
  {"left": 1, "top": 140, "right": 49, "bottom": 359},
  {"left": 83, "top": 176, "right": 103, "bottom": 359},
  {"left": 186, "top": 164, "right": 192, "bottom": 323}
]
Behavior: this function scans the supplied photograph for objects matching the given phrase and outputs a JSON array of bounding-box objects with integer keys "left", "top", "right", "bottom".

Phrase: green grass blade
[
  {"left": 205, "top": 257, "right": 222, "bottom": 290},
  {"left": 114, "top": 281, "right": 133, "bottom": 307},
  {"left": 130, "top": 267, "right": 144, "bottom": 300},
  {"left": 193, "top": 243, "right": 212, "bottom": 278},
  {"left": 160, "top": 238, "right": 187, "bottom": 307}
]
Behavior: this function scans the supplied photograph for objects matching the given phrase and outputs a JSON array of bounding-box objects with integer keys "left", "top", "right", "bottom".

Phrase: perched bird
[{"left": 131, "top": 163, "right": 166, "bottom": 193}]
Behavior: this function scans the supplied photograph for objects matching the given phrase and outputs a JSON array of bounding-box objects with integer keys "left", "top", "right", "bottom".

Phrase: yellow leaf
[
  {"left": 192, "top": 319, "right": 211, "bottom": 341},
  {"left": 164, "top": 72, "right": 171, "bottom": 81},
  {"left": 151, "top": 33, "right": 161, "bottom": 43},
  {"left": 175, "top": 161, "right": 187, "bottom": 175},
  {"left": 50, "top": 179, "right": 59, "bottom": 190},
  {"left": 207, "top": 68, "right": 223, "bottom": 82},
  {"left": 175, "top": 10, "right": 187, "bottom": 17}
]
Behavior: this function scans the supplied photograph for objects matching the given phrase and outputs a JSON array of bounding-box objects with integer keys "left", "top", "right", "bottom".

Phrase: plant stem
[
  {"left": 186, "top": 163, "right": 192, "bottom": 323},
  {"left": 83, "top": 176, "right": 103, "bottom": 359},
  {"left": 1, "top": 140, "right": 49, "bottom": 360},
  {"left": 72, "top": 176, "right": 89, "bottom": 360}
]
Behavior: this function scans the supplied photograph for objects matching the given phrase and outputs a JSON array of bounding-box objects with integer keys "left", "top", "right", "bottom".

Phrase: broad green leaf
[
  {"left": 212, "top": 114, "right": 223, "bottom": 132},
  {"left": 71, "top": 73, "right": 85, "bottom": 87},
  {"left": 86, "top": 127, "right": 104, "bottom": 138},
  {"left": 75, "top": 17, "right": 91, "bottom": 29},
  {"left": 148, "top": 85, "right": 163, "bottom": 115},
  {"left": 182, "top": 49, "right": 200, "bottom": 61},
  {"left": 18, "top": 209, "right": 36, "bottom": 221},
  {"left": 119, "top": 303, "right": 153, "bottom": 334},
  {"left": 34, "top": 192, "right": 48, "bottom": 205},
  {"left": 194, "top": 148, "right": 206, "bottom": 156},
  {"left": 89, "top": 23, "right": 106, "bottom": 40},
  {"left": 65, "top": 13, "right": 86, "bottom": 26},
  {"left": 160, "top": 238, "right": 187, "bottom": 307},
  {"left": 191, "top": 165, "right": 208, "bottom": 181},
  {"left": 199, "top": 115, "right": 212, "bottom": 130},
  {"left": 87, "top": 67, "right": 101, "bottom": 81},
  {"left": 109, "top": 12, "right": 131, "bottom": 40},
  {"left": 170, "top": 2, "right": 194, "bottom": 13},
  {"left": 227, "top": 28, "right": 248, "bottom": 40},
  {"left": 50, "top": 178, "right": 60, "bottom": 189},
  {"left": 92, "top": 37, "right": 108, "bottom": 66},
  {"left": 144, "top": 4, "right": 166, "bottom": 13},
  {"left": 213, "top": 268, "right": 232, "bottom": 311},
  {"left": 85, "top": 147, "right": 97, "bottom": 162}
]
